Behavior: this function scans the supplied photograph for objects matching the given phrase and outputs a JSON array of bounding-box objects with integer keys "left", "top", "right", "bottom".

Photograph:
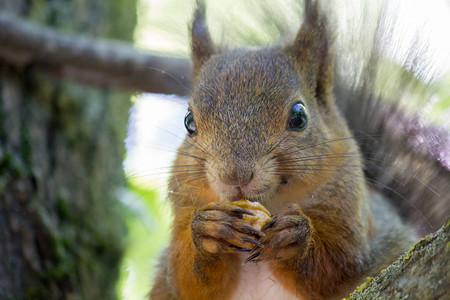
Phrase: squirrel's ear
[
  {"left": 190, "top": 0, "right": 215, "bottom": 82},
  {"left": 288, "top": 0, "right": 332, "bottom": 106}
]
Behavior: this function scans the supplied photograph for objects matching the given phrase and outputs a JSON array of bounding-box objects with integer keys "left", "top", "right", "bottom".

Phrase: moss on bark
[
  {"left": 346, "top": 220, "right": 450, "bottom": 299},
  {"left": 0, "top": 0, "right": 136, "bottom": 299}
]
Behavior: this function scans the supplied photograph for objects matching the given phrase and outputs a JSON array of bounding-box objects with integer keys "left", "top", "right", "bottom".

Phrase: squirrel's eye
[
  {"left": 184, "top": 110, "right": 197, "bottom": 136},
  {"left": 287, "top": 102, "right": 308, "bottom": 131}
]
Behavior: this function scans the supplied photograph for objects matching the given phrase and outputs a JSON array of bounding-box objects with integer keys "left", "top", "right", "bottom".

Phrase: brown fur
[{"left": 150, "top": 1, "right": 417, "bottom": 299}]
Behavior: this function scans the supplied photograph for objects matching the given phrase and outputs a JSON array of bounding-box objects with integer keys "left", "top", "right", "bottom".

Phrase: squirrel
[{"left": 150, "top": 0, "right": 450, "bottom": 299}]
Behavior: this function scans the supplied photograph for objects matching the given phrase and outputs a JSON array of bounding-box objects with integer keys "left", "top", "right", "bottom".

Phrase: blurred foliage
[
  {"left": 118, "top": 181, "right": 172, "bottom": 300},
  {"left": 133, "top": 0, "right": 302, "bottom": 54},
  {"left": 133, "top": 0, "right": 449, "bottom": 123}
]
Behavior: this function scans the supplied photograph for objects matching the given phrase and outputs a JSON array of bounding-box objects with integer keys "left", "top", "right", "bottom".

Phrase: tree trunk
[{"left": 0, "top": 0, "right": 136, "bottom": 299}]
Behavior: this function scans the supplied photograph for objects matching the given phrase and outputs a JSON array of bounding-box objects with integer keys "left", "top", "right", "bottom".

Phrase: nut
[{"left": 232, "top": 199, "right": 272, "bottom": 230}]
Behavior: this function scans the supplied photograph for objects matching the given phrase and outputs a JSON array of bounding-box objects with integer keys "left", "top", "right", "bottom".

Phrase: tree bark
[
  {"left": 0, "top": 0, "right": 136, "bottom": 299},
  {"left": 346, "top": 219, "right": 450, "bottom": 299}
]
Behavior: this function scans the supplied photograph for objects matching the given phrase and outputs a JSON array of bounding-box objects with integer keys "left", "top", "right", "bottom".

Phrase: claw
[
  {"left": 231, "top": 208, "right": 255, "bottom": 218},
  {"left": 261, "top": 219, "right": 276, "bottom": 231},
  {"left": 241, "top": 237, "right": 261, "bottom": 245},
  {"left": 244, "top": 251, "right": 261, "bottom": 263},
  {"left": 249, "top": 244, "right": 263, "bottom": 254},
  {"left": 229, "top": 244, "right": 252, "bottom": 252},
  {"left": 242, "top": 225, "right": 265, "bottom": 237}
]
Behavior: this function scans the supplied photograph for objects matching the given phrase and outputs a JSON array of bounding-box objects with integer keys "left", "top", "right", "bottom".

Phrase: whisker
[
  {"left": 362, "top": 157, "right": 441, "bottom": 198},
  {"left": 276, "top": 164, "right": 362, "bottom": 170},
  {"left": 175, "top": 150, "right": 207, "bottom": 162},
  {"left": 277, "top": 152, "right": 360, "bottom": 163},
  {"left": 271, "top": 160, "right": 433, "bottom": 229},
  {"left": 143, "top": 66, "right": 191, "bottom": 94},
  {"left": 264, "top": 132, "right": 291, "bottom": 156},
  {"left": 365, "top": 177, "right": 433, "bottom": 229},
  {"left": 271, "top": 137, "right": 358, "bottom": 159},
  {"left": 155, "top": 126, "right": 215, "bottom": 160}
]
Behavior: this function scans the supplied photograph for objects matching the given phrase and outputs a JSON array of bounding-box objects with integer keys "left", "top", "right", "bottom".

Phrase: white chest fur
[{"left": 232, "top": 255, "right": 302, "bottom": 300}]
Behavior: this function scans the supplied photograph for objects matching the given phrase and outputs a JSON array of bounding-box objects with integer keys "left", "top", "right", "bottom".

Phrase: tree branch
[
  {"left": 346, "top": 219, "right": 450, "bottom": 299},
  {"left": 0, "top": 13, "right": 192, "bottom": 95}
]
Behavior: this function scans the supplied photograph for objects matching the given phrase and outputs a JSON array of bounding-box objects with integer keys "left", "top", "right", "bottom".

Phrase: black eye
[
  {"left": 184, "top": 109, "right": 197, "bottom": 136},
  {"left": 287, "top": 102, "right": 308, "bottom": 131}
]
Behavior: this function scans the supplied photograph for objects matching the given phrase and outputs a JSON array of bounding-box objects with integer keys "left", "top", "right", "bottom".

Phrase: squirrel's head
[{"left": 174, "top": 0, "right": 357, "bottom": 205}]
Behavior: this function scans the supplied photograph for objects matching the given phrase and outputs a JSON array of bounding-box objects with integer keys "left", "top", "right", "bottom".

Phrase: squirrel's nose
[{"left": 219, "top": 169, "right": 254, "bottom": 188}]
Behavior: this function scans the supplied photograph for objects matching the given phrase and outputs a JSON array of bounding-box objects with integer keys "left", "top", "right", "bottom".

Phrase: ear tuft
[
  {"left": 289, "top": 0, "right": 333, "bottom": 106},
  {"left": 303, "top": 0, "right": 319, "bottom": 30},
  {"left": 191, "top": 0, "right": 215, "bottom": 82}
]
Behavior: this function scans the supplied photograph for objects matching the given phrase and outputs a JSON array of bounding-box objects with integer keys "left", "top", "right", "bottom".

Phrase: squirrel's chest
[{"left": 232, "top": 255, "right": 302, "bottom": 300}]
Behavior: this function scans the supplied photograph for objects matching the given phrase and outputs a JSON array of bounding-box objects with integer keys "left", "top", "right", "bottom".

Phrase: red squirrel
[{"left": 150, "top": 1, "right": 450, "bottom": 299}]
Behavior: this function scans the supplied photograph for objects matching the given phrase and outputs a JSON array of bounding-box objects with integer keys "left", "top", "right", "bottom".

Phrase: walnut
[{"left": 232, "top": 199, "right": 272, "bottom": 230}]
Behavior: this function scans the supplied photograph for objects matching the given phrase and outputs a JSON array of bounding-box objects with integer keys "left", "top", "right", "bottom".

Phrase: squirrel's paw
[
  {"left": 245, "top": 204, "right": 312, "bottom": 263},
  {"left": 191, "top": 202, "right": 265, "bottom": 254}
]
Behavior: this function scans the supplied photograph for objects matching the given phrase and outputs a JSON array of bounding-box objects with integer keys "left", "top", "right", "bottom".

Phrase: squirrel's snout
[
  {"left": 208, "top": 157, "right": 277, "bottom": 200},
  {"left": 219, "top": 168, "right": 254, "bottom": 188}
]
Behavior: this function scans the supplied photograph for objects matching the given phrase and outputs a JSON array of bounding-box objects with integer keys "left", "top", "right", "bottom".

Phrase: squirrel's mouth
[
  {"left": 229, "top": 186, "right": 274, "bottom": 203},
  {"left": 231, "top": 193, "right": 244, "bottom": 202}
]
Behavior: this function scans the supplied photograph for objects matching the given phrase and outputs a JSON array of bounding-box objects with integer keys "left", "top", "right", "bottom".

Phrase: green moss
[
  {"left": 404, "top": 244, "right": 415, "bottom": 260},
  {"left": 20, "top": 126, "right": 32, "bottom": 169},
  {"left": 0, "top": 152, "right": 24, "bottom": 176},
  {"left": 33, "top": 73, "right": 55, "bottom": 106},
  {"left": 43, "top": 250, "right": 75, "bottom": 280},
  {"left": 41, "top": 228, "right": 77, "bottom": 281},
  {"left": 405, "top": 234, "right": 431, "bottom": 260},
  {"left": 0, "top": 152, "right": 12, "bottom": 171},
  {"left": 355, "top": 277, "right": 373, "bottom": 293},
  {"left": 345, "top": 276, "right": 375, "bottom": 299},
  {"left": 56, "top": 197, "right": 71, "bottom": 220},
  {"left": 25, "top": 284, "right": 48, "bottom": 300}
]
